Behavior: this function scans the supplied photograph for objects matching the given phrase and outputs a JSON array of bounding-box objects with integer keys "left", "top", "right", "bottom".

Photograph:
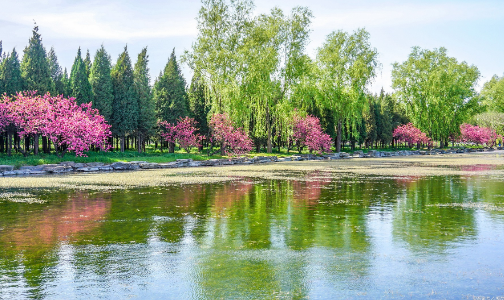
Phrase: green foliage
[
  {"left": 471, "top": 112, "right": 504, "bottom": 135},
  {"left": 70, "top": 48, "right": 93, "bottom": 104},
  {"left": 47, "top": 47, "right": 65, "bottom": 96},
  {"left": 316, "top": 28, "right": 379, "bottom": 151},
  {"left": 111, "top": 46, "right": 138, "bottom": 140},
  {"left": 185, "top": 0, "right": 313, "bottom": 152},
  {"left": 89, "top": 45, "right": 114, "bottom": 123},
  {"left": 481, "top": 75, "right": 504, "bottom": 113},
  {"left": 134, "top": 47, "right": 156, "bottom": 140},
  {"left": 392, "top": 47, "right": 480, "bottom": 145},
  {"left": 154, "top": 49, "right": 188, "bottom": 123},
  {"left": 20, "top": 25, "right": 53, "bottom": 95},
  {"left": 0, "top": 48, "right": 23, "bottom": 96},
  {"left": 83, "top": 49, "right": 92, "bottom": 77},
  {"left": 188, "top": 72, "right": 211, "bottom": 138}
]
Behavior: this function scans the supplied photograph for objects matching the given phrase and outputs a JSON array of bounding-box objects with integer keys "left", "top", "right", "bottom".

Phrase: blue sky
[{"left": 1, "top": 0, "right": 503, "bottom": 93}]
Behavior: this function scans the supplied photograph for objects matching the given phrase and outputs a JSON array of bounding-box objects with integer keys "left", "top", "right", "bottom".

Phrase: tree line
[{"left": 1, "top": 0, "right": 503, "bottom": 156}]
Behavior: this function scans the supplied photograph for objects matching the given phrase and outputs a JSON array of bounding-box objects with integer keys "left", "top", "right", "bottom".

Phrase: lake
[{"left": 1, "top": 160, "right": 504, "bottom": 299}]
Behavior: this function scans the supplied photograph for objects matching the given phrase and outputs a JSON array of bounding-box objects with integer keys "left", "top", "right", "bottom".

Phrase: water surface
[{"left": 1, "top": 171, "right": 504, "bottom": 299}]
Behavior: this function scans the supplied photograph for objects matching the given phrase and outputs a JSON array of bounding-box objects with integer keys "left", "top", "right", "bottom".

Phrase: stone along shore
[{"left": 0, "top": 147, "right": 496, "bottom": 177}]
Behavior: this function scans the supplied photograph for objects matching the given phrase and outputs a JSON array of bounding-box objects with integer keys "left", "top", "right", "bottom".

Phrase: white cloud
[
  {"left": 0, "top": 0, "right": 199, "bottom": 41},
  {"left": 312, "top": 2, "right": 504, "bottom": 29}
]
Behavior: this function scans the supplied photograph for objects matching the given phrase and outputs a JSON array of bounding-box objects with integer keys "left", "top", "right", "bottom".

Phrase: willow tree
[
  {"left": 481, "top": 75, "right": 504, "bottom": 113},
  {"left": 183, "top": 0, "right": 253, "bottom": 115},
  {"left": 240, "top": 7, "right": 312, "bottom": 153},
  {"left": 316, "top": 29, "right": 379, "bottom": 152},
  {"left": 184, "top": 0, "right": 312, "bottom": 153},
  {"left": 392, "top": 47, "right": 480, "bottom": 147}
]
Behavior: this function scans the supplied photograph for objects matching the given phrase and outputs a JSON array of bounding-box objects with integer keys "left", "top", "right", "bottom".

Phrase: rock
[
  {"left": 130, "top": 161, "right": 149, "bottom": 164},
  {"left": 98, "top": 166, "right": 113, "bottom": 172},
  {"left": 188, "top": 161, "right": 203, "bottom": 167},
  {"left": 13, "top": 169, "right": 30, "bottom": 175},
  {"left": 110, "top": 162, "right": 136, "bottom": 170},
  {"left": 278, "top": 157, "right": 292, "bottom": 162},
  {"left": 339, "top": 152, "right": 350, "bottom": 158},
  {"left": 2, "top": 171, "right": 16, "bottom": 176},
  {"left": 220, "top": 159, "right": 234, "bottom": 165},
  {"left": 28, "top": 170, "right": 46, "bottom": 175},
  {"left": 159, "top": 162, "right": 182, "bottom": 168},
  {"left": 20, "top": 165, "right": 43, "bottom": 171},
  {"left": 59, "top": 161, "right": 76, "bottom": 167},
  {"left": 290, "top": 155, "right": 303, "bottom": 161},
  {"left": 176, "top": 159, "right": 193, "bottom": 167},
  {"left": 45, "top": 166, "right": 73, "bottom": 173},
  {"left": 71, "top": 163, "right": 86, "bottom": 169},
  {"left": 86, "top": 162, "right": 105, "bottom": 167},
  {"left": 41, "top": 164, "right": 59, "bottom": 170},
  {"left": 139, "top": 163, "right": 160, "bottom": 169},
  {"left": 0, "top": 165, "right": 15, "bottom": 172},
  {"left": 76, "top": 167, "right": 100, "bottom": 172}
]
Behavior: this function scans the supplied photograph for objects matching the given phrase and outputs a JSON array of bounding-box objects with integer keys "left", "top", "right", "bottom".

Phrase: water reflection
[{"left": 0, "top": 171, "right": 504, "bottom": 298}]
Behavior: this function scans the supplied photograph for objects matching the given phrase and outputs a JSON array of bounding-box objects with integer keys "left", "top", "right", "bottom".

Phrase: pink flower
[
  {"left": 292, "top": 114, "right": 332, "bottom": 154},
  {"left": 209, "top": 113, "right": 253, "bottom": 156}
]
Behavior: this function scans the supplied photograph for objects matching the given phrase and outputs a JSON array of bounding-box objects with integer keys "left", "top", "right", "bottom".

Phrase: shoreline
[{"left": 0, "top": 148, "right": 502, "bottom": 178}]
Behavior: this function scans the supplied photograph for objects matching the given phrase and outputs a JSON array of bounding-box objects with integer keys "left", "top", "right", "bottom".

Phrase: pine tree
[
  {"left": 70, "top": 47, "right": 93, "bottom": 104},
  {"left": 61, "top": 68, "right": 70, "bottom": 96},
  {"left": 89, "top": 45, "right": 114, "bottom": 124},
  {"left": 153, "top": 48, "right": 188, "bottom": 124},
  {"left": 133, "top": 47, "right": 156, "bottom": 153},
  {"left": 0, "top": 49, "right": 23, "bottom": 96},
  {"left": 47, "top": 47, "right": 65, "bottom": 96},
  {"left": 188, "top": 72, "right": 211, "bottom": 141},
  {"left": 111, "top": 46, "right": 138, "bottom": 152},
  {"left": 21, "top": 25, "right": 53, "bottom": 94},
  {"left": 84, "top": 49, "right": 92, "bottom": 77}
]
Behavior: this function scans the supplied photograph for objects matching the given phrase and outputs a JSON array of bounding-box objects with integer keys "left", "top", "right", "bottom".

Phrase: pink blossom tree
[
  {"left": 209, "top": 113, "right": 253, "bottom": 156},
  {"left": 159, "top": 117, "right": 202, "bottom": 153},
  {"left": 460, "top": 123, "right": 498, "bottom": 147},
  {"left": 393, "top": 123, "right": 431, "bottom": 148},
  {"left": 292, "top": 114, "right": 332, "bottom": 154},
  {"left": 43, "top": 95, "right": 112, "bottom": 157},
  {"left": 8, "top": 92, "right": 52, "bottom": 156},
  {"left": 5, "top": 92, "right": 111, "bottom": 157}
]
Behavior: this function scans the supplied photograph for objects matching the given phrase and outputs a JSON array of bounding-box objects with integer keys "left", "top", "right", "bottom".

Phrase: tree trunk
[
  {"left": 168, "top": 142, "right": 175, "bottom": 153},
  {"left": 267, "top": 124, "right": 272, "bottom": 154},
  {"left": 24, "top": 136, "right": 30, "bottom": 153},
  {"left": 34, "top": 134, "right": 39, "bottom": 155},
  {"left": 137, "top": 132, "right": 142, "bottom": 153},
  {"left": 42, "top": 136, "right": 48, "bottom": 154},
  {"left": 220, "top": 141, "right": 226, "bottom": 156},
  {"left": 120, "top": 136, "right": 125, "bottom": 152},
  {"left": 335, "top": 120, "right": 342, "bottom": 152},
  {"left": 7, "top": 131, "right": 12, "bottom": 156}
]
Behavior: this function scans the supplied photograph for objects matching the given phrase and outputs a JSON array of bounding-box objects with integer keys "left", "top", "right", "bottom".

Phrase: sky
[{"left": 1, "top": 0, "right": 503, "bottom": 93}]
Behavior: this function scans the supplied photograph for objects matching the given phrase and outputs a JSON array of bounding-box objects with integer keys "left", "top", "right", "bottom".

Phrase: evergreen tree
[
  {"left": 0, "top": 49, "right": 23, "bottom": 96},
  {"left": 21, "top": 25, "right": 53, "bottom": 94},
  {"left": 364, "top": 96, "right": 377, "bottom": 148},
  {"left": 47, "top": 47, "right": 65, "bottom": 96},
  {"left": 84, "top": 49, "right": 92, "bottom": 77},
  {"left": 153, "top": 48, "right": 188, "bottom": 124},
  {"left": 111, "top": 46, "right": 138, "bottom": 152},
  {"left": 61, "top": 68, "right": 70, "bottom": 96},
  {"left": 70, "top": 47, "right": 93, "bottom": 104},
  {"left": 188, "top": 72, "right": 211, "bottom": 140},
  {"left": 133, "top": 47, "right": 156, "bottom": 153},
  {"left": 89, "top": 45, "right": 114, "bottom": 124}
]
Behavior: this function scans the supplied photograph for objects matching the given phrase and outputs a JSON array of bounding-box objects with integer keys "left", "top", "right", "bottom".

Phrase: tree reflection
[
  {"left": 0, "top": 191, "right": 111, "bottom": 299},
  {"left": 393, "top": 176, "right": 477, "bottom": 251}
]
